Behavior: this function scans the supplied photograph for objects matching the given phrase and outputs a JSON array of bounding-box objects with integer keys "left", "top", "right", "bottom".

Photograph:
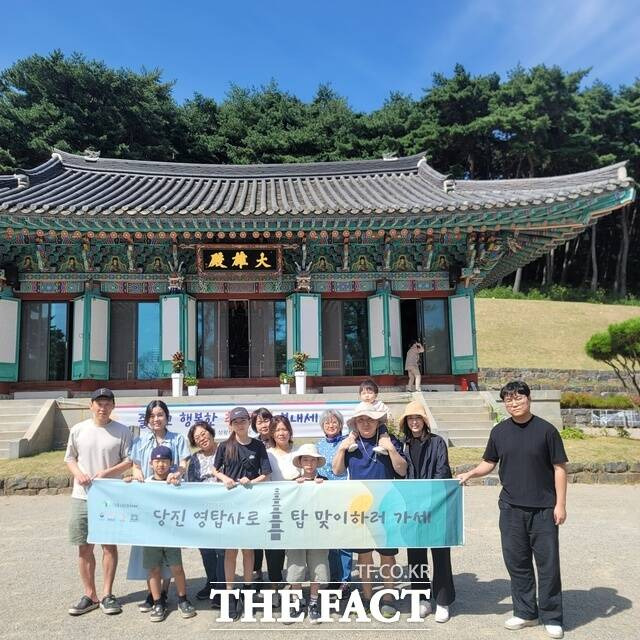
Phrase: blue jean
[
  {"left": 199, "top": 548, "right": 225, "bottom": 590},
  {"left": 328, "top": 548, "right": 353, "bottom": 583}
]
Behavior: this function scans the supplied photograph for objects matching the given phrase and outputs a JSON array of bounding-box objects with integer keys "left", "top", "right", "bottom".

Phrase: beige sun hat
[
  {"left": 346, "top": 406, "right": 387, "bottom": 429},
  {"left": 398, "top": 400, "right": 430, "bottom": 431},
  {"left": 292, "top": 443, "right": 326, "bottom": 468}
]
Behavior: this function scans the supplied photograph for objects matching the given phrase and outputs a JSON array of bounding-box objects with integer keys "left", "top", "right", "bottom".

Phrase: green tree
[
  {"left": 0, "top": 50, "right": 183, "bottom": 169},
  {"left": 586, "top": 318, "right": 640, "bottom": 395}
]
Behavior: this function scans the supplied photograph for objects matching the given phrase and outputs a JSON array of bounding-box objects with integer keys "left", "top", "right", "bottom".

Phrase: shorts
[
  {"left": 69, "top": 498, "right": 89, "bottom": 545},
  {"left": 286, "top": 549, "right": 329, "bottom": 584},
  {"left": 142, "top": 546, "right": 183, "bottom": 570},
  {"left": 349, "top": 548, "right": 398, "bottom": 557}
]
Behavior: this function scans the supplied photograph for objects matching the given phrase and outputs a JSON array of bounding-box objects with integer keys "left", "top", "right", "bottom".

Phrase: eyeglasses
[{"left": 503, "top": 395, "right": 528, "bottom": 405}]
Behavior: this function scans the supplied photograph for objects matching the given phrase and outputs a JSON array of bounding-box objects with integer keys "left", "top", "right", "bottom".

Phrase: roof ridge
[{"left": 49, "top": 149, "right": 427, "bottom": 179}]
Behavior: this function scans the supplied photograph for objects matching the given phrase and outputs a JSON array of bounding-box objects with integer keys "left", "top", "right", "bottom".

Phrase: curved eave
[{"left": 0, "top": 151, "right": 634, "bottom": 219}]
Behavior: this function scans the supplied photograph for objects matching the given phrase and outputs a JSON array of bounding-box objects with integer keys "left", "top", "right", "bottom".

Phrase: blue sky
[{"left": 3, "top": 0, "right": 639, "bottom": 112}]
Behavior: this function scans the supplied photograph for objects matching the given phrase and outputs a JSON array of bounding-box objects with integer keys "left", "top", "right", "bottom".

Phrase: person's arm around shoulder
[
  {"left": 93, "top": 457, "right": 133, "bottom": 480},
  {"left": 333, "top": 431, "right": 356, "bottom": 475},
  {"left": 167, "top": 433, "right": 191, "bottom": 484}
]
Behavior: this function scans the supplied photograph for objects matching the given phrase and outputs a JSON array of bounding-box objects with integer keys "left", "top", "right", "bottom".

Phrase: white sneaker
[
  {"left": 434, "top": 604, "right": 450, "bottom": 623},
  {"left": 419, "top": 600, "right": 432, "bottom": 617},
  {"left": 504, "top": 616, "right": 538, "bottom": 630},
  {"left": 544, "top": 624, "right": 564, "bottom": 639}
]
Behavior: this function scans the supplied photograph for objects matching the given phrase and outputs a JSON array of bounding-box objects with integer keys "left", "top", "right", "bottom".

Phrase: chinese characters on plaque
[{"left": 197, "top": 246, "right": 281, "bottom": 274}]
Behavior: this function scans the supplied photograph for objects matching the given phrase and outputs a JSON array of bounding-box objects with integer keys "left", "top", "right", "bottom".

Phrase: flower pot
[
  {"left": 187, "top": 385, "right": 198, "bottom": 397},
  {"left": 280, "top": 383, "right": 290, "bottom": 395},
  {"left": 171, "top": 372, "right": 184, "bottom": 397},
  {"left": 294, "top": 371, "right": 306, "bottom": 394}
]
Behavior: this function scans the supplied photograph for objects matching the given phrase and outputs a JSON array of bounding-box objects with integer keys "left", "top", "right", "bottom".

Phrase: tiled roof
[{"left": 0, "top": 150, "right": 632, "bottom": 219}]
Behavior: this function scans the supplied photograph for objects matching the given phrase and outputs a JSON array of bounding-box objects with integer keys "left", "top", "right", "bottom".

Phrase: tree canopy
[{"left": 1, "top": 51, "right": 639, "bottom": 295}]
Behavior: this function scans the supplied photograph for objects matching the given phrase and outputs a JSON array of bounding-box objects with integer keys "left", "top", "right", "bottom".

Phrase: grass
[
  {"left": 475, "top": 298, "right": 640, "bottom": 370},
  {"left": 2, "top": 437, "right": 639, "bottom": 479}
]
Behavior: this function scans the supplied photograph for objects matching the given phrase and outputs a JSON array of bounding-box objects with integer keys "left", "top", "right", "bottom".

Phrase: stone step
[
  {"left": 430, "top": 410, "right": 492, "bottom": 419},
  {"left": 423, "top": 399, "right": 487, "bottom": 408},
  {"left": 448, "top": 436, "right": 489, "bottom": 447},
  {"left": 0, "top": 409, "right": 40, "bottom": 418},
  {"left": 0, "top": 421, "right": 32, "bottom": 431},
  {"left": 13, "top": 390, "right": 69, "bottom": 399},
  {"left": 0, "top": 431, "right": 24, "bottom": 442},
  {"left": 439, "top": 427, "right": 492, "bottom": 439},
  {"left": 436, "top": 420, "right": 494, "bottom": 428}
]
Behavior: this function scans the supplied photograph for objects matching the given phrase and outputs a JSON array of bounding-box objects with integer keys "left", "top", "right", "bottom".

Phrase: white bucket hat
[
  {"left": 292, "top": 443, "right": 326, "bottom": 468},
  {"left": 346, "top": 407, "right": 387, "bottom": 429}
]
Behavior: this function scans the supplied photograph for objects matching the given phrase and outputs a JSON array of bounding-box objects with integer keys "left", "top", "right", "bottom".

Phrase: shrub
[
  {"left": 560, "top": 392, "right": 635, "bottom": 409},
  {"left": 560, "top": 427, "right": 586, "bottom": 440}
]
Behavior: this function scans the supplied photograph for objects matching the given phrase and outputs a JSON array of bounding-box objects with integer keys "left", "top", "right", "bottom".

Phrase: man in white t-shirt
[{"left": 64, "top": 388, "right": 132, "bottom": 616}]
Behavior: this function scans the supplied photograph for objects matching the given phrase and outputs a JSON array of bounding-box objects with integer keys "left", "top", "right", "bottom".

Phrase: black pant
[
  {"left": 498, "top": 500, "right": 563, "bottom": 625},
  {"left": 406, "top": 547, "right": 455, "bottom": 606},
  {"left": 265, "top": 549, "right": 286, "bottom": 584},
  {"left": 254, "top": 549, "right": 264, "bottom": 575}
]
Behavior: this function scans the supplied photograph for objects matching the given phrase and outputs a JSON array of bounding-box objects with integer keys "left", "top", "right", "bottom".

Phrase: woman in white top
[{"left": 266, "top": 415, "right": 299, "bottom": 600}]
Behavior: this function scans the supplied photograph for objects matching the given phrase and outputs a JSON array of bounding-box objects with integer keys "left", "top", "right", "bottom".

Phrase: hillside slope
[{"left": 475, "top": 298, "right": 639, "bottom": 370}]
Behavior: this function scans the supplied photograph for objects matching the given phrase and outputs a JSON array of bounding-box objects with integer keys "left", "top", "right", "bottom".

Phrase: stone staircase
[
  {"left": 0, "top": 399, "right": 47, "bottom": 459},
  {"left": 424, "top": 392, "right": 494, "bottom": 447}
]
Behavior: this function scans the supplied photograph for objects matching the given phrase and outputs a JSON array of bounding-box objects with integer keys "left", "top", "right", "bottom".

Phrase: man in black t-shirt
[{"left": 457, "top": 381, "right": 568, "bottom": 640}]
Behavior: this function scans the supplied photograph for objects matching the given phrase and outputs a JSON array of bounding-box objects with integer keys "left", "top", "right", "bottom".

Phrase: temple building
[{"left": 0, "top": 150, "right": 634, "bottom": 390}]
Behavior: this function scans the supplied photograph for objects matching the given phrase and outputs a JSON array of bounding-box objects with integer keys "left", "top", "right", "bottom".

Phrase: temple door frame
[
  {"left": 160, "top": 294, "right": 197, "bottom": 377},
  {"left": 71, "top": 293, "right": 110, "bottom": 380},
  {"left": 285, "top": 293, "right": 322, "bottom": 375},
  {"left": 0, "top": 294, "right": 21, "bottom": 381},
  {"left": 448, "top": 289, "right": 478, "bottom": 374},
  {"left": 367, "top": 291, "right": 403, "bottom": 375}
]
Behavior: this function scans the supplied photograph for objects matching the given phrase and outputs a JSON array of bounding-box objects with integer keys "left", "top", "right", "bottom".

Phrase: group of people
[{"left": 64, "top": 379, "right": 568, "bottom": 638}]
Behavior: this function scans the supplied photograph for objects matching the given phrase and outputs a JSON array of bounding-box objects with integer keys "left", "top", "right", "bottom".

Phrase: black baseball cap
[
  {"left": 90, "top": 388, "right": 115, "bottom": 402},
  {"left": 229, "top": 406, "right": 250, "bottom": 422}
]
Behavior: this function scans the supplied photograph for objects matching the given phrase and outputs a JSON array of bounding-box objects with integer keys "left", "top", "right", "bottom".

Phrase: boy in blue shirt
[{"left": 332, "top": 407, "right": 407, "bottom": 617}]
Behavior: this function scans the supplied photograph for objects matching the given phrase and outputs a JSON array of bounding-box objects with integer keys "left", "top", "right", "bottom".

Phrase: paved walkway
[{"left": 1, "top": 485, "right": 637, "bottom": 640}]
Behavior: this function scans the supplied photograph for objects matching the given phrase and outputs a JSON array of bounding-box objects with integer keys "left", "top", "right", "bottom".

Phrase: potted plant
[
  {"left": 279, "top": 372, "right": 290, "bottom": 395},
  {"left": 292, "top": 352, "right": 309, "bottom": 394},
  {"left": 171, "top": 351, "right": 185, "bottom": 397},
  {"left": 185, "top": 375, "right": 199, "bottom": 397}
]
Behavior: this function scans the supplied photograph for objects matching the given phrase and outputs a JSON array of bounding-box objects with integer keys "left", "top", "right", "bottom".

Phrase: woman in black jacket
[{"left": 400, "top": 400, "right": 456, "bottom": 623}]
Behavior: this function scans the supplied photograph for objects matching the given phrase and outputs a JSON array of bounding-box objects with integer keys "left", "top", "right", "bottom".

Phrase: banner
[
  {"left": 111, "top": 400, "right": 359, "bottom": 439},
  {"left": 88, "top": 478, "right": 464, "bottom": 549}
]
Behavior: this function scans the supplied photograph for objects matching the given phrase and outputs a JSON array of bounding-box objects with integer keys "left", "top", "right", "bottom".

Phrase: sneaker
[
  {"left": 544, "top": 624, "right": 564, "bottom": 639},
  {"left": 434, "top": 604, "right": 450, "bottom": 623},
  {"left": 272, "top": 591, "right": 281, "bottom": 610},
  {"left": 339, "top": 582, "right": 352, "bottom": 600},
  {"left": 150, "top": 602, "right": 167, "bottom": 622},
  {"left": 68, "top": 595, "right": 99, "bottom": 616},
  {"left": 178, "top": 599, "right": 197, "bottom": 619},
  {"left": 210, "top": 594, "right": 220, "bottom": 610},
  {"left": 372, "top": 446, "right": 389, "bottom": 455},
  {"left": 100, "top": 594, "right": 122, "bottom": 615},
  {"left": 138, "top": 592, "right": 154, "bottom": 613},
  {"left": 380, "top": 600, "right": 396, "bottom": 619},
  {"left": 419, "top": 599, "right": 432, "bottom": 617},
  {"left": 196, "top": 584, "right": 211, "bottom": 600},
  {"left": 504, "top": 616, "right": 538, "bottom": 630},
  {"left": 282, "top": 594, "right": 305, "bottom": 625},
  {"left": 308, "top": 600, "right": 321, "bottom": 624}
]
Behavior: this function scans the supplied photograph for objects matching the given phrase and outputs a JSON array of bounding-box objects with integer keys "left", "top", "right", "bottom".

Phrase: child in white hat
[{"left": 285, "top": 444, "right": 329, "bottom": 624}]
